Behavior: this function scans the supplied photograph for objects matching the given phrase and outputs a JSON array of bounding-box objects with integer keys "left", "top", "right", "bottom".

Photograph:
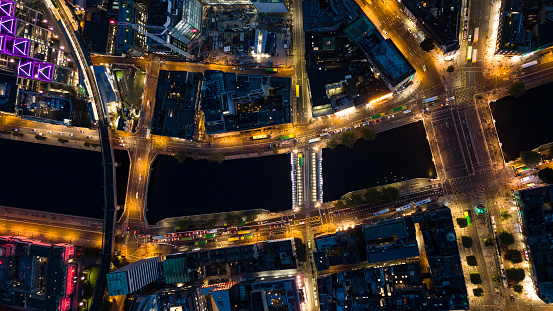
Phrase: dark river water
[
  {"left": 146, "top": 153, "right": 292, "bottom": 223},
  {"left": 0, "top": 139, "right": 105, "bottom": 218},
  {"left": 491, "top": 81, "right": 553, "bottom": 161},
  {"left": 0, "top": 121, "right": 434, "bottom": 222},
  {"left": 322, "top": 121, "right": 436, "bottom": 201},
  {"left": 0, "top": 138, "right": 130, "bottom": 218}
]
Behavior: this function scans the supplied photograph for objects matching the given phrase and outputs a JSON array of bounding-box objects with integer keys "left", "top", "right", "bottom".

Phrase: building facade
[
  {"left": 515, "top": 185, "right": 553, "bottom": 303},
  {"left": 0, "top": 237, "right": 75, "bottom": 311},
  {"left": 107, "top": 256, "right": 162, "bottom": 296}
]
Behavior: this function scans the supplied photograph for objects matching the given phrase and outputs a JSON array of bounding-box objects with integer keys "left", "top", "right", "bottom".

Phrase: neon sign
[
  {"left": 0, "top": 1, "right": 56, "bottom": 82},
  {"left": 0, "top": 1, "right": 14, "bottom": 18}
]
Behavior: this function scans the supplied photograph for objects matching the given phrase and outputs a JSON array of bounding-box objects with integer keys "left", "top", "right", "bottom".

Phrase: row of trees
[
  {"left": 327, "top": 127, "right": 377, "bottom": 150},
  {"left": 174, "top": 150, "right": 226, "bottom": 164},
  {"left": 176, "top": 212, "right": 258, "bottom": 230},
  {"left": 335, "top": 186, "right": 401, "bottom": 209}
]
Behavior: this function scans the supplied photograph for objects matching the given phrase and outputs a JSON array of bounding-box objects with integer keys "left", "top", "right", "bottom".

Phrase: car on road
[
  {"left": 59, "top": 132, "right": 63, "bottom": 135},
  {"left": 422, "top": 65, "right": 427, "bottom": 72},
  {"left": 388, "top": 115, "right": 395, "bottom": 119},
  {"left": 510, "top": 295, "right": 515, "bottom": 302},
  {"left": 383, "top": 30, "right": 388, "bottom": 36},
  {"left": 407, "top": 28, "right": 412, "bottom": 33},
  {"left": 33, "top": 129, "right": 37, "bottom": 132}
]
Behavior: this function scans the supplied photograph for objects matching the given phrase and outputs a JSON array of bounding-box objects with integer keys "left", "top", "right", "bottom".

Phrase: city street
[{"left": 4, "top": 0, "right": 553, "bottom": 310}]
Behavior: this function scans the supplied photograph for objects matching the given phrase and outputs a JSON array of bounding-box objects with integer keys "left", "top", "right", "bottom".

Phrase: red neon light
[
  {"left": 58, "top": 297, "right": 71, "bottom": 311},
  {"left": 65, "top": 265, "right": 75, "bottom": 296}
]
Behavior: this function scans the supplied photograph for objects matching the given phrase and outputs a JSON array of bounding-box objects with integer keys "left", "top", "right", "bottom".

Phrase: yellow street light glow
[
  {"left": 366, "top": 92, "right": 393, "bottom": 108},
  {"left": 335, "top": 106, "right": 356, "bottom": 116}
]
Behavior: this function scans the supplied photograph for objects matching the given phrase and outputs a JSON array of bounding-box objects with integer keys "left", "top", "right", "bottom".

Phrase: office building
[
  {"left": 106, "top": 256, "right": 162, "bottom": 296},
  {"left": 316, "top": 208, "right": 468, "bottom": 310},
  {"left": 201, "top": 70, "right": 291, "bottom": 135},
  {"left": 495, "top": 0, "right": 553, "bottom": 55},
  {"left": 251, "top": 278, "right": 302, "bottom": 311},
  {"left": 200, "top": 281, "right": 239, "bottom": 311},
  {"left": 146, "top": 0, "right": 202, "bottom": 58},
  {"left": 0, "top": 71, "right": 18, "bottom": 114},
  {"left": 515, "top": 185, "right": 553, "bottom": 303},
  {"left": 399, "top": 0, "right": 461, "bottom": 55},
  {"left": 163, "top": 252, "right": 193, "bottom": 284},
  {"left": 313, "top": 225, "right": 366, "bottom": 271},
  {"left": 134, "top": 286, "right": 204, "bottom": 311},
  {"left": 202, "top": 0, "right": 254, "bottom": 5},
  {"left": 363, "top": 217, "right": 419, "bottom": 264},
  {"left": 151, "top": 71, "right": 201, "bottom": 140},
  {"left": 203, "top": 0, "right": 289, "bottom": 12},
  {"left": 0, "top": 237, "right": 75, "bottom": 311},
  {"left": 344, "top": 15, "right": 416, "bottom": 93},
  {"left": 83, "top": 6, "right": 118, "bottom": 54},
  {"left": 412, "top": 208, "right": 469, "bottom": 310},
  {"left": 83, "top": 0, "right": 146, "bottom": 55},
  {"left": 250, "top": 0, "right": 288, "bottom": 13},
  {"left": 116, "top": 0, "right": 147, "bottom": 56}
]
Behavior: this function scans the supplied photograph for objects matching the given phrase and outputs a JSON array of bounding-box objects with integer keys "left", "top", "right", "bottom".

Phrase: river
[
  {"left": 491, "top": 81, "right": 553, "bottom": 161},
  {"left": 323, "top": 121, "right": 435, "bottom": 201}
]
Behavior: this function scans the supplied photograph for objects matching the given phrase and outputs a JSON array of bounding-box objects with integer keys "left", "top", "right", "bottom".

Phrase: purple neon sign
[
  {"left": 12, "top": 37, "right": 28, "bottom": 56},
  {"left": 0, "top": 17, "right": 14, "bottom": 35},
  {"left": 1, "top": 2, "right": 56, "bottom": 83},
  {"left": 33, "top": 61, "right": 54, "bottom": 81},
  {"left": 0, "top": 1, "right": 14, "bottom": 18},
  {"left": 17, "top": 59, "right": 32, "bottom": 78}
]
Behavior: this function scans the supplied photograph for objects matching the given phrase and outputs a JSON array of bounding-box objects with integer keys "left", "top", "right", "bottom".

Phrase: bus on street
[
  {"left": 521, "top": 60, "right": 538, "bottom": 69},
  {"left": 423, "top": 96, "right": 438, "bottom": 104},
  {"left": 392, "top": 105, "right": 407, "bottom": 112},
  {"left": 265, "top": 68, "right": 278, "bottom": 73},
  {"left": 473, "top": 27, "right": 479, "bottom": 43},
  {"left": 472, "top": 49, "right": 477, "bottom": 63},
  {"left": 467, "top": 46, "right": 473, "bottom": 61},
  {"left": 371, "top": 112, "right": 385, "bottom": 120},
  {"left": 252, "top": 134, "right": 269, "bottom": 140},
  {"left": 373, "top": 208, "right": 389, "bottom": 216},
  {"left": 295, "top": 84, "right": 300, "bottom": 98}
]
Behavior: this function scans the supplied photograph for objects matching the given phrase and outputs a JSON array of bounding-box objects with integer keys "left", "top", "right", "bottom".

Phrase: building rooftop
[
  {"left": 0, "top": 71, "right": 18, "bottom": 114},
  {"left": 151, "top": 71, "right": 200, "bottom": 140},
  {"left": 515, "top": 185, "right": 553, "bottom": 303},
  {"left": 82, "top": 7, "right": 116, "bottom": 54},
  {"left": 313, "top": 226, "right": 366, "bottom": 270},
  {"left": 0, "top": 237, "right": 74, "bottom": 311},
  {"left": 17, "top": 90, "right": 72, "bottom": 125},
  {"left": 401, "top": 0, "right": 461, "bottom": 53},
  {"left": 201, "top": 70, "right": 291, "bottom": 134},
  {"left": 302, "top": 0, "right": 360, "bottom": 32},
  {"left": 494, "top": 0, "right": 553, "bottom": 54},
  {"left": 345, "top": 15, "right": 415, "bottom": 89},
  {"left": 363, "top": 217, "right": 419, "bottom": 264},
  {"left": 185, "top": 239, "right": 296, "bottom": 278}
]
